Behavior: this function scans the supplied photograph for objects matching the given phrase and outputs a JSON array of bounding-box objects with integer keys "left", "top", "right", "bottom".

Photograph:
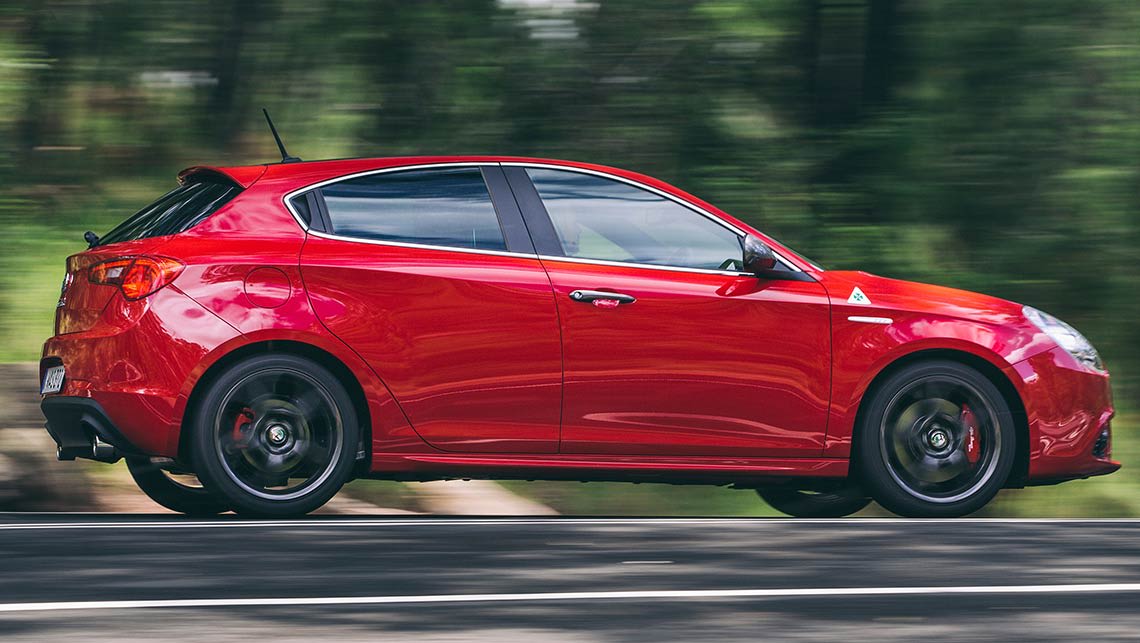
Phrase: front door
[{"left": 509, "top": 166, "right": 832, "bottom": 457}]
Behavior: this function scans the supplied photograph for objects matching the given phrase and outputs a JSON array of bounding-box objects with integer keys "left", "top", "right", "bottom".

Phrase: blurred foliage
[
  {"left": 0, "top": 0, "right": 1137, "bottom": 513},
  {"left": 2, "top": 0, "right": 1137, "bottom": 375}
]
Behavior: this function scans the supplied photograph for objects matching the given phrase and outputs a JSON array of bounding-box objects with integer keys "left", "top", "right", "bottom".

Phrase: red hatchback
[{"left": 40, "top": 156, "right": 1118, "bottom": 517}]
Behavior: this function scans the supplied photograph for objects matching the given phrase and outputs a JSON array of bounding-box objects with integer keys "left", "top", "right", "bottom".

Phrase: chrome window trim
[
  {"left": 502, "top": 161, "right": 802, "bottom": 272},
  {"left": 282, "top": 162, "right": 537, "bottom": 259},
  {"left": 305, "top": 228, "right": 538, "bottom": 259},
  {"left": 280, "top": 159, "right": 803, "bottom": 272},
  {"left": 538, "top": 254, "right": 751, "bottom": 277}
]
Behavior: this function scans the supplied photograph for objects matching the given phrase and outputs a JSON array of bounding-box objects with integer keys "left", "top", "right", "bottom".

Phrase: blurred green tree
[{"left": 0, "top": 0, "right": 1136, "bottom": 393}]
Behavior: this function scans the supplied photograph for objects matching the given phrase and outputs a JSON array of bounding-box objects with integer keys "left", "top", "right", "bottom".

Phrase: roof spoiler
[{"left": 177, "top": 165, "right": 267, "bottom": 189}]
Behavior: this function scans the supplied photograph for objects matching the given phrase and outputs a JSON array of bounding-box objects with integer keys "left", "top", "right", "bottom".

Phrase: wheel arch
[
  {"left": 849, "top": 348, "right": 1030, "bottom": 489},
  {"left": 177, "top": 339, "right": 373, "bottom": 475}
]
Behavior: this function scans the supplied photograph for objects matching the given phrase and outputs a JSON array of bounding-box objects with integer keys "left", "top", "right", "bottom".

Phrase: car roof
[
  {"left": 178, "top": 155, "right": 814, "bottom": 273},
  {"left": 180, "top": 155, "right": 689, "bottom": 198},
  {"left": 182, "top": 155, "right": 733, "bottom": 219}
]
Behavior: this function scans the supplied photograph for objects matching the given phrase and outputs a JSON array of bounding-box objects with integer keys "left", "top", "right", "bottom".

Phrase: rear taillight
[{"left": 88, "top": 256, "right": 184, "bottom": 300}]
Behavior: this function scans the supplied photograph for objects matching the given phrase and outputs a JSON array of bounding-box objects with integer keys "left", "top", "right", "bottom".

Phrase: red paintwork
[
  {"left": 300, "top": 237, "right": 563, "bottom": 453},
  {"left": 1012, "top": 346, "right": 1117, "bottom": 480},
  {"left": 40, "top": 155, "right": 1118, "bottom": 487},
  {"left": 373, "top": 453, "right": 848, "bottom": 481},
  {"left": 543, "top": 260, "right": 831, "bottom": 457},
  {"left": 43, "top": 285, "right": 241, "bottom": 455},
  {"left": 178, "top": 165, "right": 267, "bottom": 188}
]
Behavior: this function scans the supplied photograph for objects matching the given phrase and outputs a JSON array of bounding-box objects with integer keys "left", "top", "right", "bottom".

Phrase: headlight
[{"left": 1023, "top": 305, "right": 1104, "bottom": 372}]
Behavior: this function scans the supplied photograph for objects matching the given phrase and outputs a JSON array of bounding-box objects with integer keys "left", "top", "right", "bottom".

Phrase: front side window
[
  {"left": 321, "top": 167, "right": 507, "bottom": 252},
  {"left": 526, "top": 168, "right": 743, "bottom": 271}
]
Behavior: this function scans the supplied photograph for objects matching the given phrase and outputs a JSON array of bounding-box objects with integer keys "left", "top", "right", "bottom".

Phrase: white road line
[
  {"left": 1, "top": 584, "right": 1139, "bottom": 613},
  {"left": 2, "top": 517, "right": 1140, "bottom": 530}
]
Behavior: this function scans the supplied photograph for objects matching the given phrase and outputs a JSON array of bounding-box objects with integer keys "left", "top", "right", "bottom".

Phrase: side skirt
[{"left": 367, "top": 453, "right": 848, "bottom": 486}]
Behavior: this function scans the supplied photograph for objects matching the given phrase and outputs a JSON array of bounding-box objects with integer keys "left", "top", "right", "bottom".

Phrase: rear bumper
[
  {"left": 40, "top": 286, "right": 241, "bottom": 458},
  {"left": 41, "top": 397, "right": 140, "bottom": 462},
  {"left": 1012, "top": 346, "right": 1120, "bottom": 483}
]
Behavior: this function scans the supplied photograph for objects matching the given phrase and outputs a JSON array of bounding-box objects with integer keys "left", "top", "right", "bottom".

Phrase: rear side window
[
  {"left": 98, "top": 180, "right": 241, "bottom": 245},
  {"left": 320, "top": 168, "right": 507, "bottom": 252},
  {"left": 289, "top": 194, "right": 313, "bottom": 226}
]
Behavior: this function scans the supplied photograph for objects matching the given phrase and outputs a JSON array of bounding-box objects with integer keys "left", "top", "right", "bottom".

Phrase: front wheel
[
  {"left": 856, "top": 360, "right": 1016, "bottom": 518},
  {"left": 190, "top": 354, "right": 360, "bottom": 517},
  {"left": 125, "top": 457, "right": 231, "bottom": 516},
  {"left": 757, "top": 487, "right": 871, "bottom": 518}
]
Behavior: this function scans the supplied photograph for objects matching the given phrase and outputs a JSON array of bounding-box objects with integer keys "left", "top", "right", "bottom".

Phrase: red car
[{"left": 40, "top": 155, "right": 1118, "bottom": 518}]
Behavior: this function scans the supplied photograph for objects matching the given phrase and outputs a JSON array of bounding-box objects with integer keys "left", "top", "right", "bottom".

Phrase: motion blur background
[{"left": 0, "top": 0, "right": 1137, "bottom": 516}]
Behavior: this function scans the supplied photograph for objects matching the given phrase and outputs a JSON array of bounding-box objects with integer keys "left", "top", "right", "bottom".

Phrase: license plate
[{"left": 41, "top": 365, "right": 65, "bottom": 395}]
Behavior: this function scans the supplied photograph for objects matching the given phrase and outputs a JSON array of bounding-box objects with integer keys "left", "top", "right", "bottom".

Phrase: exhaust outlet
[{"left": 90, "top": 437, "right": 121, "bottom": 463}]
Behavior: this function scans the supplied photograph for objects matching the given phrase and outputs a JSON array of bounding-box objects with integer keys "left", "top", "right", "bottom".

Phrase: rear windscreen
[{"left": 97, "top": 180, "right": 241, "bottom": 245}]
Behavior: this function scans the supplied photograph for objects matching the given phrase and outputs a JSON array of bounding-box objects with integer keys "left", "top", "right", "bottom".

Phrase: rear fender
[{"left": 170, "top": 330, "right": 423, "bottom": 460}]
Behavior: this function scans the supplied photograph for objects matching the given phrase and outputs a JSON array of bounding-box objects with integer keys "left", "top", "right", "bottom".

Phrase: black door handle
[{"left": 569, "top": 290, "right": 636, "bottom": 305}]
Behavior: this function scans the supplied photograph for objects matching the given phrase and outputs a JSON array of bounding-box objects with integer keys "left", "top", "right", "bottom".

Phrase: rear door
[
  {"left": 298, "top": 164, "right": 563, "bottom": 453},
  {"left": 506, "top": 165, "right": 832, "bottom": 458}
]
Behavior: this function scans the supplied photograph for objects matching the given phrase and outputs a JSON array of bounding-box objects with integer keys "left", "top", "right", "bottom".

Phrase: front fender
[
  {"left": 823, "top": 313, "right": 1035, "bottom": 458},
  {"left": 818, "top": 271, "right": 1052, "bottom": 458}
]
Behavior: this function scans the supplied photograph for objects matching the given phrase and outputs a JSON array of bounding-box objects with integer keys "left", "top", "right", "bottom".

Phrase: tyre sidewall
[
  {"left": 190, "top": 354, "right": 360, "bottom": 517},
  {"left": 757, "top": 487, "right": 872, "bottom": 518},
  {"left": 125, "top": 456, "right": 230, "bottom": 516},
  {"left": 857, "top": 360, "right": 1015, "bottom": 518}
]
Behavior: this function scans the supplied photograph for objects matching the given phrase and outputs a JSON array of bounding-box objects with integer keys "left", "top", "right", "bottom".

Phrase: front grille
[{"left": 1092, "top": 424, "right": 1111, "bottom": 459}]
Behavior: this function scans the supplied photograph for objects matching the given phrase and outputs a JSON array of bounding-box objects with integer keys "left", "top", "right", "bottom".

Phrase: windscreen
[{"left": 97, "top": 180, "right": 241, "bottom": 246}]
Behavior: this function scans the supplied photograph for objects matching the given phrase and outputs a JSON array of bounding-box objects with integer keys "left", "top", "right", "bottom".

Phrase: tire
[
  {"left": 757, "top": 487, "right": 871, "bottom": 518},
  {"left": 125, "top": 457, "right": 231, "bottom": 516},
  {"left": 856, "top": 360, "right": 1016, "bottom": 518},
  {"left": 190, "top": 354, "right": 360, "bottom": 517}
]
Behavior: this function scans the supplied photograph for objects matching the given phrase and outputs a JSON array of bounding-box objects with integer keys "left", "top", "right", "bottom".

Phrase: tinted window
[
  {"left": 527, "top": 168, "right": 743, "bottom": 271},
  {"left": 321, "top": 168, "right": 506, "bottom": 251},
  {"left": 98, "top": 180, "right": 241, "bottom": 245},
  {"left": 290, "top": 194, "right": 313, "bottom": 226}
]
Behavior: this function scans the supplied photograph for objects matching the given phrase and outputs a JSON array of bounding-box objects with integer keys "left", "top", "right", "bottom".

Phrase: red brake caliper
[
  {"left": 232, "top": 408, "right": 254, "bottom": 449},
  {"left": 961, "top": 404, "right": 981, "bottom": 464}
]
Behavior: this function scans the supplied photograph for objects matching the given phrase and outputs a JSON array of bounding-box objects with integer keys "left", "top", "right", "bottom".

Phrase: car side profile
[{"left": 40, "top": 154, "right": 1119, "bottom": 517}]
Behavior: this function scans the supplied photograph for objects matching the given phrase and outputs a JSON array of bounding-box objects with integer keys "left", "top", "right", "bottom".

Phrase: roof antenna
[{"left": 262, "top": 108, "right": 301, "bottom": 163}]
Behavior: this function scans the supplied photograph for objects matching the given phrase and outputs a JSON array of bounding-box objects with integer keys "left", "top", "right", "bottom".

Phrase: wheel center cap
[
  {"left": 926, "top": 428, "right": 950, "bottom": 450},
  {"left": 266, "top": 424, "right": 290, "bottom": 447}
]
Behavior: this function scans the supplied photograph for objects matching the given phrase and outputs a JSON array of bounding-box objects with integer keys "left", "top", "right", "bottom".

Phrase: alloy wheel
[
  {"left": 879, "top": 375, "right": 1000, "bottom": 504},
  {"left": 213, "top": 368, "right": 344, "bottom": 501}
]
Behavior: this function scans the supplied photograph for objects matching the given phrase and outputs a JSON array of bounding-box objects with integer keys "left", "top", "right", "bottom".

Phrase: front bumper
[{"left": 1012, "top": 346, "right": 1120, "bottom": 483}]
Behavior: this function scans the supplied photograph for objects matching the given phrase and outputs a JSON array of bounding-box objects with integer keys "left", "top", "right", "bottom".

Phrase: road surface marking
[
  {"left": 1, "top": 584, "right": 1139, "bottom": 613},
  {"left": 3, "top": 517, "right": 1140, "bottom": 530}
]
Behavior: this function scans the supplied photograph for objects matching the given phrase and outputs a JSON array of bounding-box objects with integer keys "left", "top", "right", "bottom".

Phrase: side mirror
[{"left": 742, "top": 234, "right": 778, "bottom": 274}]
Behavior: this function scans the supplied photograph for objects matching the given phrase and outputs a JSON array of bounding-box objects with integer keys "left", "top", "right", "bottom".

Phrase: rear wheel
[
  {"left": 757, "top": 487, "right": 871, "bottom": 518},
  {"left": 125, "top": 457, "right": 230, "bottom": 516},
  {"left": 190, "top": 354, "right": 360, "bottom": 517},
  {"left": 856, "top": 360, "right": 1015, "bottom": 518}
]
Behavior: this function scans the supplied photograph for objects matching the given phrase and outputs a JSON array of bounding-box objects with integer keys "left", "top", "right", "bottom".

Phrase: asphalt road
[{"left": 1, "top": 516, "right": 1139, "bottom": 641}]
